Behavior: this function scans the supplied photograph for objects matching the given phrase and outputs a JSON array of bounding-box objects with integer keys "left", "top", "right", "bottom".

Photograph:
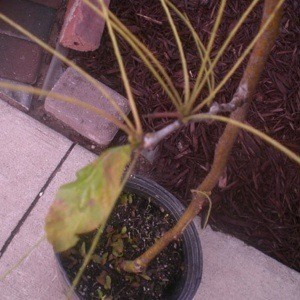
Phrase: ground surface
[
  {"left": 0, "top": 99, "right": 299, "bottom": 299},
  {"left": 66, "top": 0, "right": 300, "bottom": 271},
  {"left": 1, "top": 0, "right": 298, "bottom": 273}
]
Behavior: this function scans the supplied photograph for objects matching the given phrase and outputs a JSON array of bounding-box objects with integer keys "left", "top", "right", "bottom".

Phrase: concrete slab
[
  {"left": 195, "top": 223, "right": 300, "bottom": 300},
  {"left": 0, "top": 99, "right": 72, "bottom": 249},
  {"left": 0, "top": 145, "right": 96, "bottom": 300}
]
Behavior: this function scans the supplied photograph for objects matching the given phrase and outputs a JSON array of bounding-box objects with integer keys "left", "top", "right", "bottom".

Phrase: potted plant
[
  {"left": 0, "top": 0, "right": 299, "bottom": 299},
  {"left": 55, "top": 175, "right": 203, "bottom": 299}
]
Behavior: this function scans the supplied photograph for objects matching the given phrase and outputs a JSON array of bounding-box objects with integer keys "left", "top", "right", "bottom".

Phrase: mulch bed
[{"left": 69, "top": 0, "right": 300, "bottom": 271}]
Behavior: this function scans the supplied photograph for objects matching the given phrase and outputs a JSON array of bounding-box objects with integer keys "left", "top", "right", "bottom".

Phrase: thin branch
[
  {"left": 188, "top": 114, "right": 300, "bottom": 165},
  {"left": 82, "top": 0, "right": 183, "bottom": 112},
  {"left": 136, "top": 13, "right": 162, "bottom": 25},
  {"left": 192, "top": 0, "right": 285, "bottom": 112},
  {"left": 98, "top": 0, "right": 142, "bottom": 134},
  {"left": 141, "top": 82, "right": 248, "bottom": 149},
  {"left": 189, "top": 0, "right": 260, "bottom": 108},
  {"left": 143, "top": 111, "right": 179, "bottom": 119},
  {"left": 160, "top": 0, "right": 190, "bottom": 104},
  {"left": 143, "top": 120, "right": 182, "bottom": 149},
  {"left": 165, "top": 0, "right": 215, "bottom": 112},
  {"left": 207, "top": 83, "right": 248, "bottom": 115},
  {"left": 189, "top": 0, "right": 227, "bottom": 108},
  {"left": 0, "top": 236, "right": 46, "bottom": 280}
]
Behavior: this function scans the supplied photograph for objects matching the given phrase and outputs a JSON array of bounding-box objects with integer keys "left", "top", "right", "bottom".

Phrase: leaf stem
[
  {"left": 192, "top": 0, "right": 285, "bottom": 113},
  {"left": 189, "top": 0, "right": 261, "bottom": 109},
  {"left": 160, "top": 0, "right": 189, "bottom": 105},
  {"left": 82, "top": 0, "right": 183, "bottom": 112},
  {"left": 189, "top": 0, "right": 227, "bottom": 109},
  {"left": 98, "top": 0, "right": 143, "bottom": 135}
]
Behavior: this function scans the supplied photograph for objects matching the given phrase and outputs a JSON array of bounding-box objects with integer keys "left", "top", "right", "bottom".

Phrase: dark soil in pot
[{"left": 59, "top": 192, "right": 184, "bottom": 300}]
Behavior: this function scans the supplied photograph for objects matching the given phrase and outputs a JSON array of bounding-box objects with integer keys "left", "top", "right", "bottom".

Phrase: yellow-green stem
[
  {"left": 192, "top": 0, "right": 285, "bottom": 112},
  {"left": 189, "top": 0, "right": 226, "bottom": 110},
  {"left": 98, "top": 0, "right": 143, "bottom": 135},
  {"left": 160, "top": 0, "right": 190, "bottom": 105},
  {"left": 165, "top": 0, "right": 215, "bottom": 98},
  {"left": 188, "top": 0, "right": 260, "bottom": 110},
  {"left": 82, "top": 0, "right": 183, "bottom": 112}
]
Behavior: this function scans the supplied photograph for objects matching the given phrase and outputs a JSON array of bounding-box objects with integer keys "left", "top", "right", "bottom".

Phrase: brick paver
[
  {"left": 59, "top": 0, "right": 110, "bottom": 51},
  {"left": 45, "top": 67, "right": 130, "bottom": 146},
  {"left": 0, "top": 34, "right": 43, "bottom": 84},
  {"left": 0, "top": 0, "right": 56, "bottom": 41}
]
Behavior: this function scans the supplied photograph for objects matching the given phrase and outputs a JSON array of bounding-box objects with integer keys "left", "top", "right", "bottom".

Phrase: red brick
[
  {"left": 29, "top": 0, "right": 62, "bottom": 9},
  {"left": 59, "top": 0, "right": 110, "bottom": 51},
  {"left": 45, "top": 67, "right": 130, "bottom": 145},
  {"left": 0, "top": 35, "right": 43, "bottom": 84},
  {"left": 0, "top": 0, "right": 56, "bottom": 41}
]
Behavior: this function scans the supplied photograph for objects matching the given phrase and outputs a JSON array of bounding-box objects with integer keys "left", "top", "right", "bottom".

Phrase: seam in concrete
[{"left": 0, "top": 142, "right": 76, "bottom": 258}]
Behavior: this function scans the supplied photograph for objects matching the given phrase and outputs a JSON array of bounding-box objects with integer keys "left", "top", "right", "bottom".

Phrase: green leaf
[
  {"left": 100, "top": 252, "right": 109, "bottom": 265},
  {"left": 104, "top": 275, "right": 112, "bottom": 290},
  {"left": 121, "top": 226, "right": 127, "bottom": 234},
  {"left": 111, "top": 238, "right": 124, "bottom": 256},
  {"left": 45, "top": 145, "right": 132, "bottom": 252}
]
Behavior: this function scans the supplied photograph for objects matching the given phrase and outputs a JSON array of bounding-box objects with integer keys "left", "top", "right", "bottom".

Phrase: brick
[
  {"left": 0, "top": 0, "right": 56, "bottom": 41},
  {"left": 45, "top": 67, "right": 130, "bottom": 145},
  {"left": 29, "top": 0, "right": 62, "bottom": 9},
  {"left": 59, "top": 0, "right": 110, "bottom": 51},
  {"left": 0, "top": 35, "right": 43, "bottom": 84}
]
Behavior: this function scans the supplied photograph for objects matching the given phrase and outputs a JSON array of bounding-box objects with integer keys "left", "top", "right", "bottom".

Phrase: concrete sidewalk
[{"left": 0, "top": 99, "right": 299, "bottom": 299}]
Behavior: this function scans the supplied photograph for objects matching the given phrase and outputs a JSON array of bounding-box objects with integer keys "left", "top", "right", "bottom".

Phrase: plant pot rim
[{"left": 55, "top": 174, "right": 203, "bottom": 300}]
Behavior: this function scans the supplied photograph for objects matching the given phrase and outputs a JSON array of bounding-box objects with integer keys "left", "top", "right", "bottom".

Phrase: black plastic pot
[{"left": 55, "top": 175, "right": 203, "bottom": 300}]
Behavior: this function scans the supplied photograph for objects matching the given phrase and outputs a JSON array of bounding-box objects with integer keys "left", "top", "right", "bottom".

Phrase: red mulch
[{"left": 70, "top": 0, "right": 300, "bottom": 271}]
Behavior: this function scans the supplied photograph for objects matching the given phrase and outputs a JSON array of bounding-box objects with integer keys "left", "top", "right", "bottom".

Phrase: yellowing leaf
[{"left": 45, "top": 145, "right": 132, "bottom": 252}]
